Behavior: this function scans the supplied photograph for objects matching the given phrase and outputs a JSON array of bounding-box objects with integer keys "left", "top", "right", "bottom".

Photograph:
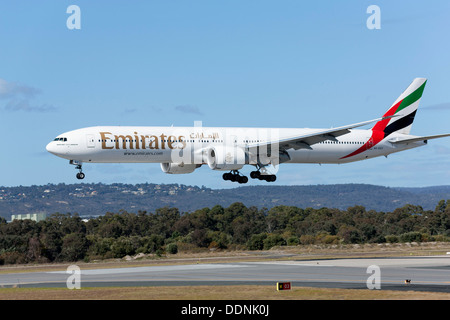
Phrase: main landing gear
[
  {"left": 222, "top": 169, "right": 277, "bottom": 184},
  {"left": 250, "top": 170, "right": 276, "bottom": 182},
  {"left": 223, "top": 171, "right": 248, "bottom": 184}
]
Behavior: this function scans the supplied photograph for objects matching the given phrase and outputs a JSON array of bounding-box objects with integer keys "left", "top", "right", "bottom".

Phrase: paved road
[{"left": 1, "top": 256, "right": 450, "bottom": 292}]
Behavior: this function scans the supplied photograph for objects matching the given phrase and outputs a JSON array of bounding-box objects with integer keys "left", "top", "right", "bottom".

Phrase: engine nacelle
[
  {"left": 207, "top": 146, "right": 245, "bottom": 171},
  {"left": 160, "top": 162, "right": 197, "bottom": 174}
]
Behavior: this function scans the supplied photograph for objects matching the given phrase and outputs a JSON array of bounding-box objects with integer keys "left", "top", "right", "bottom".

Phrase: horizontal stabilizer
[{"left": 389, "top": 133, "right": 450, "bottom": 144}]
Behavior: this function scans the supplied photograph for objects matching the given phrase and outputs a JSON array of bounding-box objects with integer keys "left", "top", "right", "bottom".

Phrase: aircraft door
[{"left": 86, "top": 134, "right": 96, "bottom": 148}]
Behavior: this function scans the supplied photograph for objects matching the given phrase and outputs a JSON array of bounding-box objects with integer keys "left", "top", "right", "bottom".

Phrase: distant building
[{"left": 11, "top": 212, "right": 47, "bottom": 222}]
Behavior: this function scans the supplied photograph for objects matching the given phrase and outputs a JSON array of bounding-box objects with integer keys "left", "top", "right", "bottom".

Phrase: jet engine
[
  {"left": 160, "top": 162, "right": 198, "bottom": 174},
  {"left": 207, "top": 146, "right": 245, "bottom": 171}
]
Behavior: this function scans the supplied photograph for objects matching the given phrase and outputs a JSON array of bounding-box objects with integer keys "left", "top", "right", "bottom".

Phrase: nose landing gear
[{"left": 70, "top": 160, "right": 85, "bottom": 180}]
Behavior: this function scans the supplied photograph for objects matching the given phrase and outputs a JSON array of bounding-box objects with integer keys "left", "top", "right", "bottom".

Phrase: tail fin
[{"left": 372, "top": 78, "right": 427, "bottom": 136}]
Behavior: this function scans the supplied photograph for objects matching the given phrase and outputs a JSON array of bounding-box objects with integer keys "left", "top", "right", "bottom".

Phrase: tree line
[{"left": 1, "top": 200, "right": 449, "bottom": 265}]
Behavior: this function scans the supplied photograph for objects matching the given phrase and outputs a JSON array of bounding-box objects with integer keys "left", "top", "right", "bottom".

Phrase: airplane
[{"left": 46, "top": 78, "right": 450, "bottom": 184}]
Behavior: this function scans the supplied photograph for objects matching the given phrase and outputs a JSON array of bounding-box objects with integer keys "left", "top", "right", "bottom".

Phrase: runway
[{"left": 1, "top": 256, "right": 450, "bottom": 292}]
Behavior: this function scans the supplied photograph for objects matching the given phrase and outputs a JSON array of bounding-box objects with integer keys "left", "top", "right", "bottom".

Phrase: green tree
[
  {"left": 247, "top": 233, "right": 267, "bottom": 250},
  {"left": 263, "top": 234, "right": 286, "bottom": 250},
  {"left": 61, "top": 233, "right": 88, "bottom": 261},
  {"left": 166, "top": 243, "right": 178, "bottom": 254}
]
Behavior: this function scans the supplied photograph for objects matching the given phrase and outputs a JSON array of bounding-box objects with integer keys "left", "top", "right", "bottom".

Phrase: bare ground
[{"left": 1, "top": 285, "right": 450, "bottom": 300}]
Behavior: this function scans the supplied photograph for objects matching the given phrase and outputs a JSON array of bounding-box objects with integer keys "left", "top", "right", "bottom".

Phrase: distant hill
[{"left": 1, "top": 183, "right": 449, "bottom": 220}]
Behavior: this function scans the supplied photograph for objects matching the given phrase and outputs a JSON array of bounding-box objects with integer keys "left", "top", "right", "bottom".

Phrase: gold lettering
[
  {"left": 141, "top": 135, "right": 148, "bottom": 149},
  {"left": 134, "top": 132, "right": 140, "bottom": 149},
  {"left": 149, "top": 135, "right": 159, "bottom": 149},
  {"left": 160, "top": 134, "right": 167, "bottom": 149},
  {"left": 167, "top": 135, "right": 176, "bottom": 149},
  {"left": 101, "top": 132, "right": 190, "bottom": 150},
  {"left": 115, "top": 135, "right": 134, "bottom": 149},
  {"left": 100, "top": 132, "right": 114, "bottom": 149}
]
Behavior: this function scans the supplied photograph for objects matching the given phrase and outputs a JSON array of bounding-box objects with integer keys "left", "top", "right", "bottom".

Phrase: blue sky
[{"left": 1, "top": 0, "right": 449, "bottom": 189}]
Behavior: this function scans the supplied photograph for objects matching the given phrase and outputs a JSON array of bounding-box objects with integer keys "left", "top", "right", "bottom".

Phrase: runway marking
[{"left": 46, "top": 264, "right": 249, "bottom": 275}]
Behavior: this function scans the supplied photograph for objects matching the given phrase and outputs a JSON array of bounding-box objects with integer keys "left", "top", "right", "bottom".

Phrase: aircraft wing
[
  {"left": 388, "top": 133, "right": 450, "bottom": 145},
  {"left": 248, "top": 116, "right": 391, "bottom": 152}
]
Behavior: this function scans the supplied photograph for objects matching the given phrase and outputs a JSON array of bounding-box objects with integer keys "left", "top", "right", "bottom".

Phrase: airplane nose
[{"left": 46, "top": 142, "right": 57, "bottom": 155}]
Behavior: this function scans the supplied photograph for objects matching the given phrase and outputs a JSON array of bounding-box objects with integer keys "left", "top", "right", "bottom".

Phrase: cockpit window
[{"left": 53, "top": 137, "right": 68, "bottom": 142}]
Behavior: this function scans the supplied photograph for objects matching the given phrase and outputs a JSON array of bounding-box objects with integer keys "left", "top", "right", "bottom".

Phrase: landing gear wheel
[
  {"left": 251, "top": 168, "right": 276, "bottom": 182},
  {"left": 76, "top": 172, "right": 85, "bottom": 180},
  {"left": 222, "top": 172, "right": 232, "bottom": 180},
  {"left": 238, "top": 176, "right": 248, "bottom": 184},
  {"left": 258, "top": 174, "right": 276, "bottom": 182},
  {"left": 223, "top": 170, "right": 248, "bottom": 184},
  {"left": 250, "top": 171, "right": 261, "bottom": 179}
]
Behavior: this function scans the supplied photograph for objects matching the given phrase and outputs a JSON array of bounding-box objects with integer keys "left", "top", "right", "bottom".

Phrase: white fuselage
[{"left": 46, "top": 126, "right": 425, "bottom": 166}]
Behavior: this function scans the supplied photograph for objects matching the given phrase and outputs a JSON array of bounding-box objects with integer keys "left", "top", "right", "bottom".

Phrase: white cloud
[
  {"left": 0, "top": 78, "right": 40, "bottom": 100},
  {"left": 175, "top": 105, "right": 203, "bottom": 115},
  {"left": 0, "top": 78, "right": 57, "bottom": 112},
  {"left": 422, "top": 102, "right": 450, "bottom": 111}
]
